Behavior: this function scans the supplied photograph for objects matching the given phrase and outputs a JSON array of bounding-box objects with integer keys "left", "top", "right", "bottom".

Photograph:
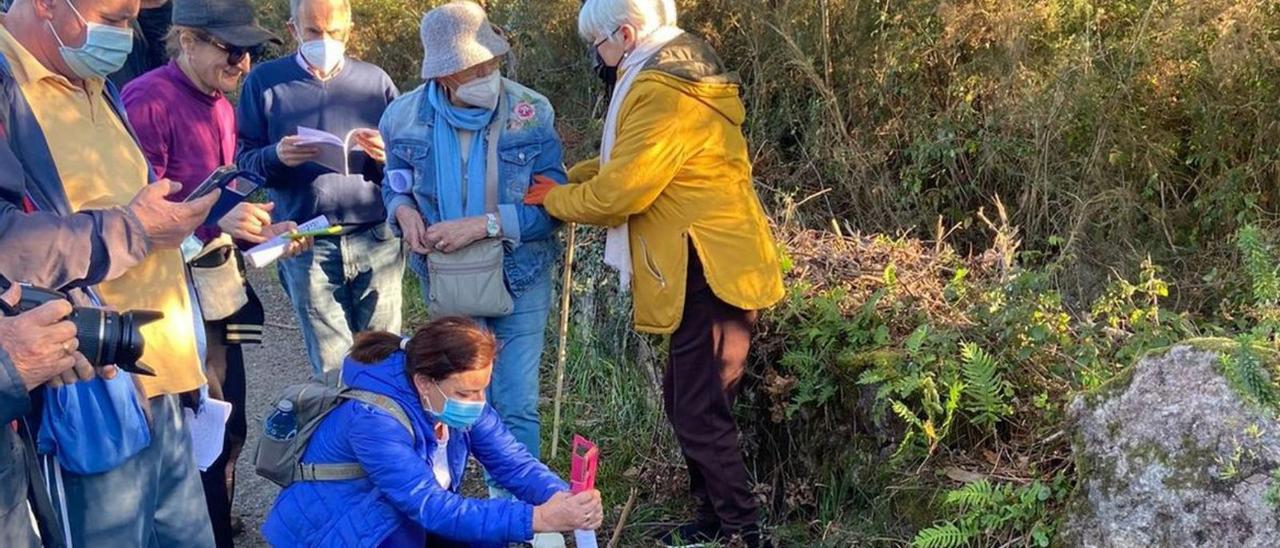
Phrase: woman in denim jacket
[{"left": 379, "top": 1, "right": 565, "bottom": 502}]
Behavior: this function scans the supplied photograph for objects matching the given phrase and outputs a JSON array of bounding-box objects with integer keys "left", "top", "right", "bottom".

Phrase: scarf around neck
[{"left": 428, "top": 80, "right": 497, "bottom": 221}]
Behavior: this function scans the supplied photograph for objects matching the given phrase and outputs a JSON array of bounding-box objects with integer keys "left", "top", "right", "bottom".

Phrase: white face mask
[
  {"left": 300, "top": 38, "right": 344, "bottom": 74},
  {"left": 453, "top": 71, "right": 502, "bottom": 111}
]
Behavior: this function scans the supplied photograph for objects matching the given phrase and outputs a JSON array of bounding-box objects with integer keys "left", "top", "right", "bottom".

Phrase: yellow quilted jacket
[{"left": 544, "top": 34, "right": 784, "bottom": 334}]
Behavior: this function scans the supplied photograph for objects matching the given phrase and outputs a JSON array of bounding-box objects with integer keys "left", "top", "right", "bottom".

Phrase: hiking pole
[{"left": 550, "top": 223, "right": 577, "bottom": 460}]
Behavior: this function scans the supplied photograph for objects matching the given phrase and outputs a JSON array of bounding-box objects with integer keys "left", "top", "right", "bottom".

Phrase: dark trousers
[
  {"left": 200, "top": 338, "right": 248, "bottom": 548},
  {"left": 663, "top": 246, "right": 760, "bottom": 533}
]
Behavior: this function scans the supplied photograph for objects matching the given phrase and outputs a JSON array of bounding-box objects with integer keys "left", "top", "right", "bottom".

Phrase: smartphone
[
  {"left": 184, "top": 166, "right": 238, "bottom": 203},
  {"left": 188, "top": 167, "right": 266, "bottom": 226}
]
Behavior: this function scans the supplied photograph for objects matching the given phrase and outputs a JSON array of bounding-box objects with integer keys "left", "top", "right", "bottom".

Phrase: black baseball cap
[{"left": 172, "top": 0, "right": 281, "bottom": 48}]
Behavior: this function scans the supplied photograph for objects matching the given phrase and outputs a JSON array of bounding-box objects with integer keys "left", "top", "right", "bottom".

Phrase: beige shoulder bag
[{"left": 424, "top": 92, "right": 515, "bottom": 318}]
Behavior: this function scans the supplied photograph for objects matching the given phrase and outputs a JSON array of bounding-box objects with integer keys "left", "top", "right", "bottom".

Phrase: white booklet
[
  {"left": 186, "top": 398, "right": 233, "bottom": 472},
  {"left": 245, "top": 214, "right": 330, "bottom": 268},
  {"left": 295, "top": 126, "right": 370, "bottom": 176}
]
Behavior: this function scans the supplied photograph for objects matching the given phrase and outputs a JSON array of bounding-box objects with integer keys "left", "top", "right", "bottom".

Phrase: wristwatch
[{"left": 485, "top": 213, "right": 500, "bottom": 238}]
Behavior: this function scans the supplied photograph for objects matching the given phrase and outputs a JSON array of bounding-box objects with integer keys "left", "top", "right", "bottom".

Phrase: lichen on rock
[{"left": 1062, "top": 343, "right": 1280, "bottom": 547}]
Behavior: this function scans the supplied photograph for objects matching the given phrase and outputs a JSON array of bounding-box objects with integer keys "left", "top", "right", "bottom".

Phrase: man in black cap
[{"left": 121, "top": 0, "right": 283, "bottom": 546}]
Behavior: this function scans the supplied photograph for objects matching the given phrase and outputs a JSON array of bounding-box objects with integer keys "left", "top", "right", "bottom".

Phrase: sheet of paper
[
  {"left": 186, "top": 398, "right": 233, "bottom": 472},
  {"left": 296, "top": 127, "right": 348, "bottom": 175},
  {"left": 245, "top": 215, "right": 330, "bottom": 268},
  {"left": 295, "top": 126, "right": 344, "bottom": 147}
]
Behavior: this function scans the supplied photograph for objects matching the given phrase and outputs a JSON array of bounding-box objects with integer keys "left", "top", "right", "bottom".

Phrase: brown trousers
[{"left": 663, "top": 245, "right": 760, "bottom": 533}]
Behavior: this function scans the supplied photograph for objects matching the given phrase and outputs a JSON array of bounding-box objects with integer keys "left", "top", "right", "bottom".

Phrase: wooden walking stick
[{"left": 550, "top": 223, "right": 577, "bottom": 460}]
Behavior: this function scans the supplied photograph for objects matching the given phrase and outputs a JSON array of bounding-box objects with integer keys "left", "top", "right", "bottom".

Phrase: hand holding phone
[{"left": 189, "top": 166, "right": 265, "bottom": 226}]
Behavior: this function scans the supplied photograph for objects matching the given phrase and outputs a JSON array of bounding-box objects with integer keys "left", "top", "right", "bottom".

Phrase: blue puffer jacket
[{"left": 262, "top": 352, "right": 569, "bottom": 547}]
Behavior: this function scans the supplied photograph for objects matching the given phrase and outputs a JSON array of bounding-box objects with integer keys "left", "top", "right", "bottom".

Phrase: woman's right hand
[
  {"left": 395, "top": 205, "right": 431, "bottom": 254},
  {"left": 218, "top": 202, "right": 276, "bottom": 244},
  {"left": 532, "top": 490, "right": 604, "bottom": 532}
]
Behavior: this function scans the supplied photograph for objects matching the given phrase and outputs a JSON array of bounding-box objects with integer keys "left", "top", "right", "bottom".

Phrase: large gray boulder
[{"left": 1061, "top": 343, "right": 1280, "bottom": 547}]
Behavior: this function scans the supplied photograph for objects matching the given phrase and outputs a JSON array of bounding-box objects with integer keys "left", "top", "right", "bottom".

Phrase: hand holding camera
[
  {"left": 128, "top": 179, "right": 221, "bottom": 249},
  {"left": 0, "top": 285, "right": 88, "bottom": 390},
  {"left": 1, "top": 284, "right": 162, "bottom": 378}
]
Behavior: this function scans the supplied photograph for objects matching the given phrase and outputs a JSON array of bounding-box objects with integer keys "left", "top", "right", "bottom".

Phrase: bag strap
[
  {"left": 340, "top": 389, "right": 413, "bottom": 434},
  {"left": 296, "top": 389, "right": 415, "bottom": 482},
  {"left": 484, "top": 86, "right": 510, "bottom": 215},
  {"left": 298, "top": 462, "right": 367, "bottom": 482}
]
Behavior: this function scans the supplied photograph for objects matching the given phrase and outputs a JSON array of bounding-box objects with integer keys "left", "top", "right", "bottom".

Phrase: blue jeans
[
  {"left": 417, "top": 271, "right": 552, "bottom": 462},
  {"left": 61, "top": 395, "right": 214, "bottom": 547},
  {"left": 279, "top": 223, "right": 405, "bottom": 374}
]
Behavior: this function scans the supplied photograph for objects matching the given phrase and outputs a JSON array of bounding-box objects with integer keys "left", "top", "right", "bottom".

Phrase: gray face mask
[{"left": 453, "top": 71, "right": 502, "bottom": 111}]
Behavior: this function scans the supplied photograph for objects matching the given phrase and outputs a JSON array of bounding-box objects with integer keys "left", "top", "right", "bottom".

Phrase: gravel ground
[{"left": 233, "top": 267, "right": 311, "bottom": 547}]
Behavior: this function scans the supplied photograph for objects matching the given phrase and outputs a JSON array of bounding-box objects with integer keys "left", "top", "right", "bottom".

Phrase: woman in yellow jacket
[{"left": 525, "top": 1, "right": 783, "bottom": 546}]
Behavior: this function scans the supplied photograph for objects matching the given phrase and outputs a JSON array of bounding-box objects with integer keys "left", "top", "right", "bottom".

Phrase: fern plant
[
  {"left": 889, "top": 377, "right": 962, "bottom": 464},
  {"left": 1238, "top": 224, "right": 1280, "bottom": 307},
  {"left": 913, "top": 479, "right": 1055, "bottom": 548},
  {"left": 960, "top": 343, "right": 1013, "bottom": 430},
  {"left": 912, "top": 521, "right": 969, "bottom": 548},
  {"left": 945, "top": 479, "right": 999, "bottom": 510},
  {"left": 1220, "top": 336, "right": 1280, "bottom": 413}
]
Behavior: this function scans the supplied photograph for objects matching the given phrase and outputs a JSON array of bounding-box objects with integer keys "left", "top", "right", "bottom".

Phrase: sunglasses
[{"left": 203, "top": 37, "right": 265, "bottom": 66}]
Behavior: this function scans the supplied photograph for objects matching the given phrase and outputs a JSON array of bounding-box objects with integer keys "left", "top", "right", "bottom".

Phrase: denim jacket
[{"left": 380, "top": 79, "right": 566, "bottom": 298}]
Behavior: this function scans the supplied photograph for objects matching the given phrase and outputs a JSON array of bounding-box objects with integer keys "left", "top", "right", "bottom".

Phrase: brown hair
[{"left": 349, "top": 317, "right": 497, "bottom": 383}]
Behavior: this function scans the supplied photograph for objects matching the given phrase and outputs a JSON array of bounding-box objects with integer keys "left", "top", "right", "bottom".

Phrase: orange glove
[{"left": 524, "top": 175, "right": 559, "bottom": 205}]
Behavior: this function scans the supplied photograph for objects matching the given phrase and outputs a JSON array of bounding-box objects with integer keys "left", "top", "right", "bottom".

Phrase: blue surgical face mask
[
  {"left": 47, "top": 0, "right": 134, "bottom": 80},
  {"left": 427, "top": 382, "right": 485, "bottom": 429}
]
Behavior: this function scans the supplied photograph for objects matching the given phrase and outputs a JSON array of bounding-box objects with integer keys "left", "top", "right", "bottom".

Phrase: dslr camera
[{"left": 3, "top": 284, "right": 162, "bottom": 376}]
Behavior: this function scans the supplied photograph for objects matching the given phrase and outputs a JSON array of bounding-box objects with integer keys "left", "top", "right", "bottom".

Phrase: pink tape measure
[{"left": 570, "top": 435, "right": 598, "bottom": 494}]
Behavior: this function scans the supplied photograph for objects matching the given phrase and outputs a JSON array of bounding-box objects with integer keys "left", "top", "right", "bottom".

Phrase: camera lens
[
  {"left": 112, "top": 310, "right": 163, "bottom": 366},
  {"left": 65, "top": 307, "right": 106, "bottom": 366},
  {"left": 65, "top": 307, "right": 163, "bottom": 372}
]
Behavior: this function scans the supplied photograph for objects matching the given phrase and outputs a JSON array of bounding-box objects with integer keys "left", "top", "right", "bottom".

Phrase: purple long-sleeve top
[{"left": 122, "top": 61, "right": 237, "bottom": 241}]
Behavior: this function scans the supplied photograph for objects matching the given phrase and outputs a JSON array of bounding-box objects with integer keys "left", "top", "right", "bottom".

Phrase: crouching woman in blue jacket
[{"left": 263, "top": 317, "right": 603, "bottom": 547}]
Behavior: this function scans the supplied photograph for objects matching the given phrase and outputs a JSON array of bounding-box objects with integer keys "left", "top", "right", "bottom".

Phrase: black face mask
[{"left": 592, "top": 49, "right": 618, "bottom": 90}]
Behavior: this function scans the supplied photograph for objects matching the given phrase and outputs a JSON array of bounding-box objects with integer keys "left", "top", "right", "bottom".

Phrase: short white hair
[
  {"left": 290, "top": 0, "right": 351, "bottom": 20},
  {"left": 577, "top": 0, "right": 677, "bottom": 42}
]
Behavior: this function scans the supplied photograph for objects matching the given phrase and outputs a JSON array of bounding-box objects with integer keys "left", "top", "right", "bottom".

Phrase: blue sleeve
[
  {"left": 379, "top": 110, "right": 417, "bottom": 237},
  {"left": 498, "top": 125, "right": 566, "bottom": 248},
  {"left": 386, "top": 72, "right": 400, "bottom": 102},
  {"left": 0, "top": 349, "right": 30, "bottom": 424},
  {"left": 346, "top": 404, "right": 536, "bottom": 543},
  {"left": 234, "top": 74, "right": 285, "bottom": 185},
  {"left": 469, "top": 406, "right": 569, "bottom": 504}
]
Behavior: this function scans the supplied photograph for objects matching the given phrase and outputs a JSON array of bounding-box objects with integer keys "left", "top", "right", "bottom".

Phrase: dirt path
[{"left": 233, "top": 267, "right": 311, "bottom": 547}]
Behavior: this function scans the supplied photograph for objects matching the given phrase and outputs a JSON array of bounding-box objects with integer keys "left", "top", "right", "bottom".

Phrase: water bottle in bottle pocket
[{"left": 264, "top": 399, "right": 298, "bottom": 441}]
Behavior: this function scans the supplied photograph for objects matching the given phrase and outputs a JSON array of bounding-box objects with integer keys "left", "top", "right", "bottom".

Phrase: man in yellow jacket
[{"left": 526, "top": 1, "right": 783, "bottom": 546}]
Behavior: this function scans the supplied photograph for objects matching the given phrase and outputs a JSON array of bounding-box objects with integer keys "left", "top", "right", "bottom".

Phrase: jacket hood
[{"left": 640, "top": 33, "right": 746, "bottom": 126}]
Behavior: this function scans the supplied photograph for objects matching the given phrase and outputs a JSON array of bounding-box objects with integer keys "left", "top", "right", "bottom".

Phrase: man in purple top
[{"left": 120, "top": 0, "right": 305, "bottom": 545}]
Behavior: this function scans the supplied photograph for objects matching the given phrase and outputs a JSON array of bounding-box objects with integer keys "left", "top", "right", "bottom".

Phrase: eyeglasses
[
  {"left": 592, "top": 27, "right": 621, "bottom": 50},
  {"left": 203, "top": 37, "right": 265, "bottom": 66}
]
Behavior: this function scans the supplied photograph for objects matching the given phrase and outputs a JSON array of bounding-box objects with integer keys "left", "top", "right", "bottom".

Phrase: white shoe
[{"left": 532, "top": 532, "right": 567, "bottom": 548}]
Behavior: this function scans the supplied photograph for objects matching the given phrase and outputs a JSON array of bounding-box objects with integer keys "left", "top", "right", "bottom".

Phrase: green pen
[{"left": 284, "top": 226, "right": 343, "bottom": 240}]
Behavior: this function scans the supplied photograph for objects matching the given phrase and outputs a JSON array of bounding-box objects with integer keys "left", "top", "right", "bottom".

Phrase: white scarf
[{"left": 600, "top": 25, "right": 685, "bottom": 291}]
